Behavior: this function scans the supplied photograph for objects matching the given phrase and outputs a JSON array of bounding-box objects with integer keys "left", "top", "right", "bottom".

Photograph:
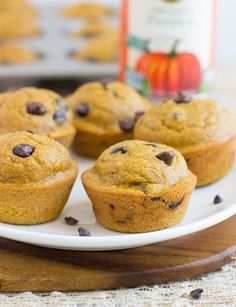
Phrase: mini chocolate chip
[
  {"left": 27, "top": 102, "right": 46, "bottom": 116},
  {"left": 78, "top": 227, "right": 91, "bottom": 236},
  {"left": 26, "top": 130, "right": 34, "bottom": 134},
  {"left": 134, "top": 111, "right": 145, "bottom": 122},
  {"left": 156, "top": 151, "right": 175, "bottom": 166},
  {"left": 111, "top": 146, "right": 127, "bottom": 154},
  {"left": 151, "top": 197, "right": 161, "bottom": 202},
  {"left": 145, "top": 144, "right": 157, "bottom": 148},
  {"left": 214, "top": 195, "right": 223, "bottom": 204},
  {"left": 174, "top": 92, "right": 192, "bottom": 104},
  {"left": 76, "top": 103, "right": 90, "bottom": 117},
  {"left": 53, "top": 110, "right": 66, "bottom": 125},
  {"left": 169, "top": 197, "right": 184, "bottom": 209},
  {"left": 119, "top": 117, "right": 135, "bottom": 132},
  {"left": 190, "top": 289, "right": 203, "bottom": 300},
  {"left": 64, "top": 216, "right": 79, "bottom": 225},
  {"left": 117, "top": 216, "right": 131, "bottom": 224},
  {"left": 13, "top": 144, "right": 34, "bottom": 158},
  {"left": 109, "top": 204, "right": 115, "bottom": 210}
]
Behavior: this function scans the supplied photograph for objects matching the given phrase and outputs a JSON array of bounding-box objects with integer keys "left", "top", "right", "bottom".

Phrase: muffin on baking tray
[
  {"left": 0, "top": 12, "right": 39, "bottom": 39},
  {"left": 82, "top": 140, "right": 196, "bottom": 233},
  {"left": 0, "top": 43, "right": 38, "bottom": 65},
  {"left": 66, "top": 81, "right": 151, "bottom": 158},
  {"left": 0, "top": 0, "right": 37, "bottom": 16},
  {"left": 0, "top": 132, "right": 78, "bottom": 225},
  {"left": 0, "top": 87, "right": 75, "bottom": 148},
  {"left": 134, "top": 93, "right": 236, "bottom": 186},
  {"left": 71, "top": 33, "right": 119, "bottom": 63},
  {"left": 62, "top": 2, "right": 114, "bottom": 20},
  {"left": 71, "top": 21, "right": 118, "bottom": 38}
]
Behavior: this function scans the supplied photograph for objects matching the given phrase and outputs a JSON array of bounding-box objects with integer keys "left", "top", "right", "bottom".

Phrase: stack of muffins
[{"left": 0, "top": 81, "right": 235, "bottom": 235}]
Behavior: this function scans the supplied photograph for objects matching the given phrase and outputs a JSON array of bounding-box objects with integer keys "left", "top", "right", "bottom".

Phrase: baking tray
[{"left": 0, "top": 0, "right": 119, "bottom": 80}]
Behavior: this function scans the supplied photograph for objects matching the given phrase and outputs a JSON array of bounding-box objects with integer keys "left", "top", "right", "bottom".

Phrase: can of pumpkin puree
[{"left": 119, "top": 0, "right": 216, "bottom": 100}]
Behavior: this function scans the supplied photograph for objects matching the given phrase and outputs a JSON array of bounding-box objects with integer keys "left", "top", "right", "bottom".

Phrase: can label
[{"left": 120, "top": 0, "right": 216, "bottom": 98}]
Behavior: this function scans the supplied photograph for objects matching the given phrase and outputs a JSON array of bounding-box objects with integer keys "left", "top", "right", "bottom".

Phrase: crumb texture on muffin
[
  {"left": 67, "top": 81, "right": 150, "bottom": 134},
  {"left": 135, "top": 99, "right": 236, "bottom": 149},
  {"left": 0, "top": 87, "right": 73, "bottom": 134},
  {"left": 0, "top": 132, "right": 75, "bottom": 185},
  {"left": 85, "top": 140, "right": 190, "bottom": 193}
]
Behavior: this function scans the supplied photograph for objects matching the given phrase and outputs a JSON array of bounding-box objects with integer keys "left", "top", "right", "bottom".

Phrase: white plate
[{"left": 0, "top": 152, "right": 235, "bottom": 251}]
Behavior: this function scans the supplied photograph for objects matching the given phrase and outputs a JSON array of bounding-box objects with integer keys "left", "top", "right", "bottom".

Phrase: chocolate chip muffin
[
  {"left": 0, "top": 43, "right": 38, "bottom": 65},
  {"left": 82, "top": 140, "right": 196, "bottom": 233},
  {"left": 71, "top": 21, "right": 118, "bottom": 38},
  {"left": 62, "top": 2, "right": 114, "bottom": 20},
  {"left": 66, "top": 81, "right": 151, "bottom": 158},
  {"left": 0, "top": 132, "right": 78, "bottom": 225},
  {"left": 71, "top": 33, "right": 118, "bottom": 63},
  {"left": 0, "top": 87, "right": 76, "bottom": 148},
  {"left": 134, "top": 94, "right": 236, "bottom": 186},
  {"left": 0, "top": 12, "right": 39, "bottom": 38}
]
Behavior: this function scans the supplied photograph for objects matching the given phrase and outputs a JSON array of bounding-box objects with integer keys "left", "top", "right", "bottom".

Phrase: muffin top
[
  {"left": 72, "top": 33, "right": 118, "bottom": 63},
  {"left": 67, "top": 81, "right": 151, "bottom": 134},
  {"left": 84, "top": 140, "right": 190, "bottom": 193},
  {"left": 0, "top": 132, "right": 77, "bottom": 186},
  {"left": 62, "top": 3, "right": 113, "bottom": 19},
  {"left": 0, "top": 87, "right": 73, "bottom": 135},
  {"left": 0, "top": 0, "right": 36, "bottom": 15},
  {"left": 0, "top": 12, "right": 39, "bottom": 38},
  {"left": 134, "top": 97, "right": 236, "bottom": 149},
  {"left": 0, "top": 43, "right": 38, "bottom": 64}
]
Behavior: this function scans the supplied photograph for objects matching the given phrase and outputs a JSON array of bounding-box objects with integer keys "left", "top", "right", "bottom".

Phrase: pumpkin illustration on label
[{"left": 135, "top": 40, "right": 202, "bottom": 97}]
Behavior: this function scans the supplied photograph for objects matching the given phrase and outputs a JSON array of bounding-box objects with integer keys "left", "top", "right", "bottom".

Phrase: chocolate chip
[
  {"left": 117, "top": 216, "right": 131, "bottom": 224},
  {"left": 214, "top": 195, "right": 223, "bottom": 204},
  {"left": 111, "top": 146, "right": 127, "bottom": 154},
  {"left": 156, "top": 151, "right": 175, "bottom": 166},
  {"left": 27, "top": 102, "right": 46, "bottom": 116},
  {"left": 26, "top": 130, "right": 34, "bottom": 134},
  {"left": 134, "top": 111, "right": 145, "bottom": 122},
  {"left": 78, "top": 227, "right": 91, "bottom": 236},
  {"left": 53, "top": 110, "right": 66, "bottom": 125},
  {"left": 13, "top": 144, "right": 34, "bottom": 158},
  {"left": 119, "top": 117, "right": 135, "bottom": 132},
  {"left": 145, "top": 144, "right": 157, "bottom": 148},
  {"left": 174, "top": 92, "right": 192, "bottom": 104},
  {"left": 151, "top": 197, "right": 161, "bottom": 202},
  {"left": 76, "top": 103, "right": 90, "bottom": 117},
  {"left": 64, "top": 216, "right": 79, "bottom": 225},
  {"left": 190, "top": 289, "right": 203, "bottom": 300},
  {"left": 169, "top": 197, "right": 184, "bottom": 209},
  {"left": 109, "top": 204, "right": 115, "bottom": 210}
]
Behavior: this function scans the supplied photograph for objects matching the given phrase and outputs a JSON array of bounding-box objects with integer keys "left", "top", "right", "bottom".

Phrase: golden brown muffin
[
  {"left": 0, "top": 11, "right": 39, "bottom": 39},
  {"left": 82, "top": 140, "right": 196, "bottom": 233},
  {"left": 71, "top": 21, "right": 118, "bottom": 38},
  {"left": 72, "top": 33, "right": 118, "bottom": 63},
  {"left": 134, "top": 95, "right": 236, "bottom": 186},
  {"left": 66, "top": 81, "right": 151, "bottom": 158},
  {"left": 0, "top": 87, "right": 76, "bottom": 148},
  {"left": 0, "top": 0, "right": 37, "bottom": 16},
  {"left": 62, "top": 2, "right": 114, "bottom": 20},
  {"left": 0, "top": 43, "right": 38, "bottom": 65},
  {"left": 0, "top": 131, "right": 78, "bottom": 225}
]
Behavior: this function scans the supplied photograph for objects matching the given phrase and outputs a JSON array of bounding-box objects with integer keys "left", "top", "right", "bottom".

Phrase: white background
[{"left": 216, "top": 0, "right": 236, "bottom": 67}]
